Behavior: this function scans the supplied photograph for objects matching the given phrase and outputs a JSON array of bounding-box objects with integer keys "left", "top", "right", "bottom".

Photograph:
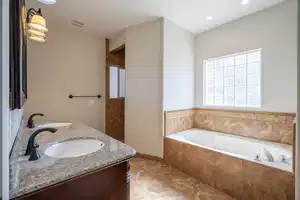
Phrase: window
[
  {"left": 109, "top": 66, "right": 126, "bottom": 98},
  {"left": 119, "top": 68, "right": 126, "bottom": 98},
  {"left": 203, "top": 49, "right": 261, "bottom": 108}
]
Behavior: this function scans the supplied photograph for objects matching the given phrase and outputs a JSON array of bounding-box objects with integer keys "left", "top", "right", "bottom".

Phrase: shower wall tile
[
  {"left": 164, "top": 109, "right": 195, "bottom": 136},
  {"left": 164, "top": 137, "right": 295, "bottom": 200},
  {"left": 194, "top": 108, "right": 295, "bottom": 145}
]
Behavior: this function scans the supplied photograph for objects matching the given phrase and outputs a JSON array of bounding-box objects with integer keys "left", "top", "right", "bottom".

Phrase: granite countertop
[{"left": 9, "top": 123, "right": 136, "bottom": 199}]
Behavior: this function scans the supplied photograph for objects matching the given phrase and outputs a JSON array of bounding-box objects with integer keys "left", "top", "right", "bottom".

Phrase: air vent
[{"left": 71, "top": 20, "right": 84, "bottom": 28}]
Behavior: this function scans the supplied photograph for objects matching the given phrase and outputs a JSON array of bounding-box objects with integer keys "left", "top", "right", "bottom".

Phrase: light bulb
[
  {"left": 38, "top": 0, "right": 56, "bottom": 4},
  {"left": 29, "top": 35, "right": 46, "bottom": 43}
]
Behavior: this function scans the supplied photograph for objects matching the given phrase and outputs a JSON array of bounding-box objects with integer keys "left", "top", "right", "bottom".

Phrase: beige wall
[
  {"left": 163, "top": 19, "right": 195, "bottom": 111},
  {"left": 25, "top": 22, "right": 106, "bottom": 132},
  {"left": 195, "top": 0, "right": 297, "bottom": 113},
  {"left": 109, "top": 31, "right": 126, "bottom": 52},
  {"left": 125, "top": 19, "right": 164, "bottom": 158}
]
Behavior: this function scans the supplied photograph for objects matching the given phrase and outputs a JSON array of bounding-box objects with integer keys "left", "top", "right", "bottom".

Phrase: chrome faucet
[
  {"left": 263, "top": 148, "right": 274, "bottom": 162},
  {"left": 254, "top": 153, "right": 260, "bottom": 161},
  {"left": 279, "top": 155, "right": 288, "bottom": 163},
  {"left": 24, "top": 128, "right": 57, "bottom": 161}
]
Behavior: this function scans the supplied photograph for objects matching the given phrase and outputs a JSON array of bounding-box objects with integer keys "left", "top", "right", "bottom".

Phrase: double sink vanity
[{"left": 9, "top": 116, "right": 136, "bottom": 200}]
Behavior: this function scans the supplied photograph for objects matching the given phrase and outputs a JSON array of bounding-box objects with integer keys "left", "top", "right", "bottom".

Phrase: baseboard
[{"left": 135, "top": 153, "right": 165, "bottom": 163}]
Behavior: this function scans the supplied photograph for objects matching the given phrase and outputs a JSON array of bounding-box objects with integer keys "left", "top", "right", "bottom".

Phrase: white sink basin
[
  {"left": 45, "top": 138, "right": 105, "bottom": 158},
  {"left": 38, "top": 122, "right": 72, "bottom": 128}
]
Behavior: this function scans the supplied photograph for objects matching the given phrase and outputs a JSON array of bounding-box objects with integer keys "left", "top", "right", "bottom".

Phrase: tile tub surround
[
  {"left": 164, "top": 137, "right": 295, "bottom": 200},
  {"left": 164, "top": 109, "right": 195, "bottom": 136},
  {"left": 9, "top": 123, "right": 136, "bottom": 199},
  {"left": 194, "top": 108, "right": 295, "bottom": 145},
  {"left": 165, "top": 108, "right": 296, "bottom": 145}
]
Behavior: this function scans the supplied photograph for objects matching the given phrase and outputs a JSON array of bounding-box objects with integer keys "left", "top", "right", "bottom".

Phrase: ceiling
[{"left": 27, "top": 0, "right": 287, "bottom": 37}]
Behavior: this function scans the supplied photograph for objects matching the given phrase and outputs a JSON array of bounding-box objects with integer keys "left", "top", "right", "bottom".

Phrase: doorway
[{"left": 105, "top": 39, "right": 125, "bottom": 142}]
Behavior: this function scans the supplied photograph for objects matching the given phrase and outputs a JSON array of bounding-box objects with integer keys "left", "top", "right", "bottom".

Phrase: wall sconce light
[{"left": 26, "top": 8, "right": 48, "bottom": 43}]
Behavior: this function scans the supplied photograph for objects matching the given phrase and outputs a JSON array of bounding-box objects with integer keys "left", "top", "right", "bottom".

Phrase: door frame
[{"left": 105, "top": 39, "right": 125, "bottom": 140}]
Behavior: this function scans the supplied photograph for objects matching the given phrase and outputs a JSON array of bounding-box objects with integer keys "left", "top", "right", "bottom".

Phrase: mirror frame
[{"left": 9, "top": 0, "right": 27, "bottom": 110}]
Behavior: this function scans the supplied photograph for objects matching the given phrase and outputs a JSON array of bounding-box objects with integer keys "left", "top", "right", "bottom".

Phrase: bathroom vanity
[
  {"left": 9, "top": 123, "right": 136, "bottom": 200},
  {"left": 13, "top": 161, "right": 130, "bottom": 200}
]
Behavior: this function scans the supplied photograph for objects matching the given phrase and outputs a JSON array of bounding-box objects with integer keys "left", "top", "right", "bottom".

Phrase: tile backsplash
[
  {"left": 164, "top": 109, "right": 194, "bottom": 136},
  {"left": 10, "top": 108, "right": 23, "bottom": 151}
]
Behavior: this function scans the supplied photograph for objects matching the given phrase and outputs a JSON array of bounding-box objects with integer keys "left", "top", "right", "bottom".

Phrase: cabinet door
[{"left": 14, "top": 161, "right": 130, "bottom": 200}]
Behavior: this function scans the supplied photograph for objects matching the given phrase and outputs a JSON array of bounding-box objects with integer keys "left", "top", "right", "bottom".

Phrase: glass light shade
[
  {"left": 39, "top": 0, "right": 56, "bottom": 4},
  {"left": 29, "top": 35, "right": 46, "bottom": 43},
  {"left": 29, "top": 15, "right": 48, "bottom": 32},
  {"left": 28, "top": 29, "right": 45, "bottom": 37}
]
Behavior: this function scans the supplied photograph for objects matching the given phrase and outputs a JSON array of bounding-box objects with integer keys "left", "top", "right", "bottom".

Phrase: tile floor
[{"left": 130, "top": 157, "right": 235, "bottom": 200}]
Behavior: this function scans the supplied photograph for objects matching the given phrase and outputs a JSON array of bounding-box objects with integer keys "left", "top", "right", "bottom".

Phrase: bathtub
[
  {"left": 167, "top": 128, "right": 292, "bottom": 172},
  {"left": 164, "top": 128, "right": 295, "bottom": 199}
]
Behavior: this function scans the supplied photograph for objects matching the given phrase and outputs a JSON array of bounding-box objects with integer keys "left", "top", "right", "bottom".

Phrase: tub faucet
[
  {"left": 263, "top": 148, "right": 274, "bottom": 162},
  {"left": 254, "top": 153, "right": 260, "bottom": 161},
  {"left": 279, "top": 155, "right": 288, "bottom": 163}
]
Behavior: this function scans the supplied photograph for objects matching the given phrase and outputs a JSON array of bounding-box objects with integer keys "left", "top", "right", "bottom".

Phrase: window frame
[
  {"left": 118, "top": 67, "right": 126, "bottom": 98},
  {"left": 109, "top": 65, "right": 126, "bottom": 99},
  {"left": 202, "top": 48, "right": 263, "bottom": 109}
]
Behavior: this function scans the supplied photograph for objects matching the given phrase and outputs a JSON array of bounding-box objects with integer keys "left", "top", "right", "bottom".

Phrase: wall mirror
[{"left": 10, "top": 0, "right": 28, "bottom": 110}]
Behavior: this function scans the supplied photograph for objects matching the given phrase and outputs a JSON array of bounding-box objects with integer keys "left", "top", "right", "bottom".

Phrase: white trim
[
  {"left": 259, "top": 49, "right": 263, "bottom": 108},
  {"left": 203, "top": 60, "right": 206, "bottom": 105},
  {"left": 296, "top": 1, "right": 300, "bottom": 198},
  {"left": 205, "top": 48, "right": 262, "bottom": 62},
  {"left": 1, "top": 0, "right": 10, "bottom": 199}
]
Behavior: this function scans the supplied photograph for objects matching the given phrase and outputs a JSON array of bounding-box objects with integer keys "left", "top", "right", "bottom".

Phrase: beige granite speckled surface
[{"left": 9, "top": 123, "right": 136, "bottom": 199}]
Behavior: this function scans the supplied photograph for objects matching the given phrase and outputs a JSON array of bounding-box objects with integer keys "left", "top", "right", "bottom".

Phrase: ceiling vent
[{"left": 71, "top": 20, "right": 84, "bottom": 28}]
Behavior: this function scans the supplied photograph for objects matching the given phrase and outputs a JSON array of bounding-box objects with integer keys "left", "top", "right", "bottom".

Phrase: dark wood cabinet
[{"left": 13, "top": 161, "right": 130, "bottom": 200}]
